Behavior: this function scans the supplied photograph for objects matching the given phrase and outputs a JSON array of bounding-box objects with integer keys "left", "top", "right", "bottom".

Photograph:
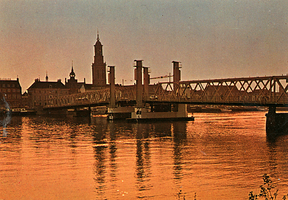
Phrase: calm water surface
[{"left": 1, "top": 112, "right": 288, "bottom": 199}]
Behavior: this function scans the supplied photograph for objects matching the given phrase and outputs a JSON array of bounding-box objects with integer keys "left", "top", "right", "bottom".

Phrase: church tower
[
  {"left": 92, "top": 33, "right": 106, "bottom": 87},
  {"left": 66, "top": 62, "right": 78, "bottom": 94}
]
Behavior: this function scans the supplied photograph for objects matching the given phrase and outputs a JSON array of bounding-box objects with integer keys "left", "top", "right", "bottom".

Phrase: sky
[{"left": 1, "top": 0, "right": 288, "bottom": 92}]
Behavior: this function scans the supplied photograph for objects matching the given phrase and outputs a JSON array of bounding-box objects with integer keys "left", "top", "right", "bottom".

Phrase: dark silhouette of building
[
  {"left": 65, "top": 66, "right": 78, "bottom": 94},
  {"left": 65, "top": 66, "right": 92, "bottom": 94},
  {"left": 25, "top": 33, "right": 109, "bottom": 109},
  {"left": 92, "top": 33, "right": 107, "bottom": 87},
  {"left": 27, "top": 78, "right": 69, "bottom": 108},
  {"left": 0, "top": 78, "right": 22, "bottom": 108}
]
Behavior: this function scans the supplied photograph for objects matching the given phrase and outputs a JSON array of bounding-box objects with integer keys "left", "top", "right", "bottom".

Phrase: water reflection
[
  {"left": 265, "top": 135, "right": 288, "bottom": 188},
  {"left": 135, "top": 123, "right": 151, "bottom": 198},
  {"left": 172, "top": 122, "right": 187, "bottom": 182},
  {"left": 92, "top": 118, "right": 108, "bottom": 198},
  {"left": 3, "top": 112, "right": 288, "bottom": 199},
  {"left": 108, "top": 122, "right": 117, "bottom": 183},
  {"left": 0, "top": 116, "right": 23, "bottom": 144}
]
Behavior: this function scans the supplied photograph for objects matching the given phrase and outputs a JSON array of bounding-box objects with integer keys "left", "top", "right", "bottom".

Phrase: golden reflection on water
[{"left": 0, "top": 112, "right": 288, "bottom": 199}]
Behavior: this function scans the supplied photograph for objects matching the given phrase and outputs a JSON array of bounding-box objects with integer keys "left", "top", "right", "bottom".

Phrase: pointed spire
[
  {"left": 71, "top": 60, "right": 74, "bottom": 73},
  {"left": 45, "top": 71, "right": 48, "bottom": 82},
  {"left": 70, "top": 60, "right": 75, "bottom": 79},
  {"left": 97, "top": 29, "right": 99, "bottom": 41}
]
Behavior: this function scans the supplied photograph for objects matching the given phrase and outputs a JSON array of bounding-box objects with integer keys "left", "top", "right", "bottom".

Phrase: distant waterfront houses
[
  {"left": 27, "top": 78, "right": 69, "bottom": 109},
  {"left": 0, "top": 78, "right": 22, "bottom": 108}
]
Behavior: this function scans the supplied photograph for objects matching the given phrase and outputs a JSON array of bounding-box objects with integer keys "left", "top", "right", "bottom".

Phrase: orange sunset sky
[{"left": 1, "top": 0, "right": 288, "bottom": 92}]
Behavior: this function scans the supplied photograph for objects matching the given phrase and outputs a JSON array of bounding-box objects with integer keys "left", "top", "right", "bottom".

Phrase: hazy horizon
[{"left": 1, "top": 0, "right": 288, "bottom": 92}]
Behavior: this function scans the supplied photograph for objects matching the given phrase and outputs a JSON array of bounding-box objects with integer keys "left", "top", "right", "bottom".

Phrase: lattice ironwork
[
  {"left": 148, "top": 75, "right": 288, "bottom": 106},
  {"left": 44, "top": 86, "right": 136, "bottom": 109},
  {"left": 44, "top": 75, "right": 288, "bottom": 109}
]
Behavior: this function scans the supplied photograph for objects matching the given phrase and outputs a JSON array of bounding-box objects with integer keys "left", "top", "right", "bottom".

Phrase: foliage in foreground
[
  {"left": 249, "top": 174, "right": 288, "bottom": 200},
  {"left": 177, "top": 174, "right": 288, "bottom": 200}
]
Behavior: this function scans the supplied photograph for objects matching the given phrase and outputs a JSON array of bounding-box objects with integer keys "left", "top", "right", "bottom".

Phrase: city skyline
[{"left": 1, "top": 0, "right": 288, "bottom": 92}]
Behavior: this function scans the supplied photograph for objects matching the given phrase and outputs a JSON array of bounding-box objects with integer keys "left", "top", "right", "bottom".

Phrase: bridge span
[
  {"left": 148, "top": 75, "right": 288, "bottom": 106},
  {"left": 44, "top": 75, "right": 288, "bottom": 109},
  {"left": 43, "top": 60, "right": 288, "bottom": 138}
]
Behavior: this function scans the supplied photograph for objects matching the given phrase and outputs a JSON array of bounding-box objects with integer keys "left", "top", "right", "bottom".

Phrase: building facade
[
  {"left": 27, "top": 78, "right": 69, "bottom": 108},
  {"left": 0, "top": 78, "right": 22, "bottom": 108},
  {"left": 92, "top": 34, "right": 107, "bottom": 87}
]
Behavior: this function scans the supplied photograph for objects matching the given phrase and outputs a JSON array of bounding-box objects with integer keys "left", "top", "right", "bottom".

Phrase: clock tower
[{"left": 92, "top": 33, "right": 106, "bottom": 87}]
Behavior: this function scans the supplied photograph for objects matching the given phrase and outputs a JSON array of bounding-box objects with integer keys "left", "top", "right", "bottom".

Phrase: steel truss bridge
[{"left": 44, "top": 75, "right": 288, "bottom": 109}]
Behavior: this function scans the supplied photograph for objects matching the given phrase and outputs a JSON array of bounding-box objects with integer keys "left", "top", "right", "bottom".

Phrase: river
[{"left": 1, "top": 111, "right": 288, "bottom": 199}]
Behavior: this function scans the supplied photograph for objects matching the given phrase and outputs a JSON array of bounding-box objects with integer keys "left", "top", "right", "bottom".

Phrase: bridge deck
[{"left": 44, "top": 75, "right": 288, "bottom": 109}]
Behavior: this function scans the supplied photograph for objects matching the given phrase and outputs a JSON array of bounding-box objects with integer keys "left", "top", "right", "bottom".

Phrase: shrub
[{"left": 249, "top": 174, "right": 288, "bottom": 200}]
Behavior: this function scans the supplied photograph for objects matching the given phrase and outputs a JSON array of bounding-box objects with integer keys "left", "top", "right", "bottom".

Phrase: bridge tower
[
  {"left": 172, "top": 61, "right": 181, "bottom": 83},
  {"left": 92, "top": 33, "right": 107, "bottom": 87},
  {"left": 135, "top": 60, "right": 143, "bottom": 108},
  {"left": 108, "top": 66, "right": 116, "bottom": 108},
  {"left": 143, "top": 66, "right": 150, "bottom": 101},
  {"left": 107, "top": 65, "right": 134, "bottom": 120}
]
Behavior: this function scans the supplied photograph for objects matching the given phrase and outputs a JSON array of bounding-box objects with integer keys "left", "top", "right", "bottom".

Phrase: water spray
[{"left": 0, "top": 96, "right": 11, "bottom": 137}]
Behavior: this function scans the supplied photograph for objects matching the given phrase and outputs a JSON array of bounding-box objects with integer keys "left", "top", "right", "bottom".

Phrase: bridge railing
[
  {"left": 147, "top": 75, "right": 288, "bottom": 106},
  {"left": 44, "top": 88, "right": 110, "bottom": 108},
  {"left": 44, "top": 86, "right": 137, "bottom": 108},
  {"left": 43, "top": 75, "right": 288, "bottom": 109},
  {"left": 114, "top": 85, "right": 136, "bottom": 101}
]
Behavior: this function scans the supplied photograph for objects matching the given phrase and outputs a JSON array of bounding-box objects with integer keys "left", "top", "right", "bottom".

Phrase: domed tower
[{"left": 92, "top": 33, "right": 106, "bottom": 87}]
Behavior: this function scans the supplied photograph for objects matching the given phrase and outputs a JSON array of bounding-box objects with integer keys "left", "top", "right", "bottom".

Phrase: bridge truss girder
[
  {"left": 44, "top": 86, "right": 136, "bottom": 109},
  {"left": 44, "top": 75, "right": 288, "bottom": 109},
  {"left": 148, "top": 75, "right": 288, "bottom": 106}
]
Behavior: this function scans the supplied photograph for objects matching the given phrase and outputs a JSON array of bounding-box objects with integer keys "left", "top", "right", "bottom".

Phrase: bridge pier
[
  {"left": 129, "top": 103, "right": 193, "bottom": 121},
  {"left": 107, "top": 65, "right": 134, "bottom": 120},
  {"left": 71, "top": 107, "right": 91, "bottom": 117},
  {"left": 128, "top": 60, "right": 193, "bottom": 121},
  {"left": 266, "top": 106, "right": 288, "bottom": 138}
]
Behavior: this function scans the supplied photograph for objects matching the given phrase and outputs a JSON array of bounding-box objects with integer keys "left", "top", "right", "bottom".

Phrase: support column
[
  {"left": 135, "top": 60, "right": 143, "bottom": 108},
  {"left": 173, "top": 61, "right": 181, "bottom": 83},
  {"left": 108, "top": 66, "right": 115, "bottom": 108},
  {"left": 173, "top": 61, "right": 181, "bottom": 94},
  {"left": 143, "top": 67, "right": 149, "bottom": 101}
]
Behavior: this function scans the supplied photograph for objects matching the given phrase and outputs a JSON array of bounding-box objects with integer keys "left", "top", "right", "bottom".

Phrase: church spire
[
  {"left": 45, "top": 71, "right": 48, "bottom": 82},
  {"left": 97, "top": 29, "right": 100, "bottom": 41},
  {"left": 70, "top": 60, "right": 75, "bottom": 79}
]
